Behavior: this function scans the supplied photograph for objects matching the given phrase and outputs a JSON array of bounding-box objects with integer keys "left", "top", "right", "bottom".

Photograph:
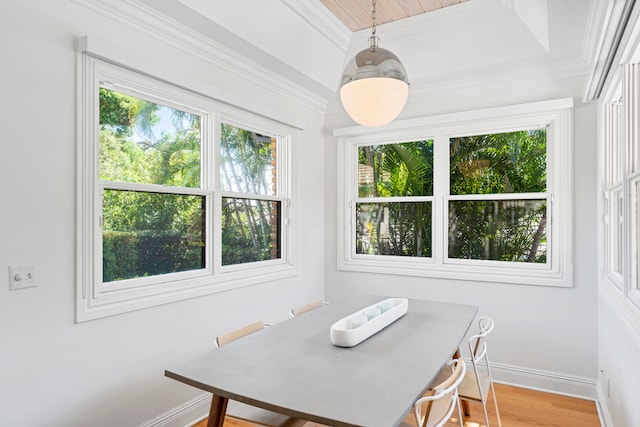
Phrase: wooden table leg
[
  {"left": 206, "top": 395, "right": 228, "bottom": 427},
  {"left": 453, "top": 348, "right": 471, "bottom": 417}
]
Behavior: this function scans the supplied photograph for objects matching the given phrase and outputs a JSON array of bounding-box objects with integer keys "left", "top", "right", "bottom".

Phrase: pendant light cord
[{"left": 369, "top": 0, "right": 378, "bottom": 49}]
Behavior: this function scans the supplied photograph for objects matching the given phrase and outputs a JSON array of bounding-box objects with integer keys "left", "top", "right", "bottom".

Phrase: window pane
[
  {"left": 102, "top": 189, "right": 205, "bottom": 282},
  {"left": 607, "top": 100, "right": 623, "bottom": 184},
  {"left": 450, "top": 129, "right": 546, "bottom": 195},
  {"left": 99, "top": 88, "right": 201, "bottom": 187},
  {"left": 610, "top": 189, "right": 624, "bottom": 275},
  {"left": 222, "top": 197, "right": 281, "bottom": 265},
  {"left": 221, "top": 124, "right": 276, "bottom": 195},
  {"left": 358, "top": 141, "right": 433, "bottom": 198},
  {"left": 356, "top": 202, "right": 432, "bottom": 257},
  {"left": 448, "top": 199, "right": 546, "bottom": 262}
]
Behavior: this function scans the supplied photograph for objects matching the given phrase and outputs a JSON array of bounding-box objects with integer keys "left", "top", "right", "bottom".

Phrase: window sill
[
  {"left": 337, "top": 257, "right": 572, "bottom": 287},
  {"left": 76, "top": 263, "right": 297, "bottom": 322}
]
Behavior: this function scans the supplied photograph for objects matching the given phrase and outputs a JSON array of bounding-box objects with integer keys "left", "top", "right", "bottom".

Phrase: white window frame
[
  {"left": 630, "top": 173, "right": 640, "bottom": 307},
  {"left": 601, "top": 53, "right": 640, "bottom": 313},
  {"left": 336, "top": 98, "right": 573, "bottom": 287},
  {"left": 603, "top": 81, "right": 626, "bottom": 289},
  {"left": 627, "top": 62, "right": 640, "bottom": 308},
  {"left": 76, "top": 55, "right": 296, "bottom": 322}
]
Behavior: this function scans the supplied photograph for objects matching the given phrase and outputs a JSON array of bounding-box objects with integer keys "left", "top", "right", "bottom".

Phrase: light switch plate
[{"left": 9, "top": 265, "right": 38, "bottom": 290}]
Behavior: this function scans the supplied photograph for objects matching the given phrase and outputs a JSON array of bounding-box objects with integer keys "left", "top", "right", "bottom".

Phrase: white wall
[
  {"left": 597, "top": 289, "right": 640, "bottom": 427},
  {"left": 324, "top": 72, "right": 599, "bottom": 397},
  {"left": 593, "top": 3, "right": 640, "bottom": 426},
  {"left": 0, "top": 1, "right": 325, "bottom": 426}
]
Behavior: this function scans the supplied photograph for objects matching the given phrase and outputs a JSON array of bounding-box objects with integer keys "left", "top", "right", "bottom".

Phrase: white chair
[
  {"left": 214, "top": 322, "right": 307, "bottom": 427},
  {"left": 400, "top": 359, "right": 466, "bottom": 427},
  {"left": 290, "top": 300, "right": 328, "bottom": 317},
  {"left": 458, "top": 316, "right": 502, "bottom": 427}
]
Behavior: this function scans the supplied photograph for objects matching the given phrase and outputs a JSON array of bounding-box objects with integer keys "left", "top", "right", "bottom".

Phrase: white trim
[
  {"left": 596, "top": 382, "right": 614, "bottom": 427},
  {"left": 280, "top": 0, "right": 351, "bottom": 51},
  {"left": 489, "top": 361, "right": 597, "bottom": 400},
  {"left": 334, "top": 98, "right": 573, "bottom": 137},
  {"left": 76, "top": 54, "right": 298, "bottom": 322},
  {"left": 139, "top": 393, "right": 209, "bottom": 427},
  {"left": 71, "top": 0, "right": 327, "bottom": 117},
  {"left": 335, "top": 99, "right": 573, "bottom": 287}
]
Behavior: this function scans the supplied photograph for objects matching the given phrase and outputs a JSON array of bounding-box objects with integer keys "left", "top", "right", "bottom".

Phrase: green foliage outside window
[
  {"left": 99, "top": 88, "right": 204, "bottom": 282},
  {"left": 355, "top": 129, "right": 547, "bottom": 263},
  {"left": 357, "top": 141, "right": 434, "bottom": 257},
  {"left": 449, "top": 129, "right": 547, "bottom": 262},
  {"left": 98, "top": 88, "right": 281, "bottom": 281},
  {"left": 220, "top": 125, "right": 281, "bottom": 266}
]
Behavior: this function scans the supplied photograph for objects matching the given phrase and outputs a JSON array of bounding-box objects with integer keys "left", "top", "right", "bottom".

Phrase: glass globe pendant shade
[{"left": 340, "top": 40, "right": 409, "bottom": 127}]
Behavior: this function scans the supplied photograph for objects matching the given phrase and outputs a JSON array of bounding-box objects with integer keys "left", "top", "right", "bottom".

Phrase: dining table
[{"left": 165, "top": 295, "right": 478, "bottom": 427}]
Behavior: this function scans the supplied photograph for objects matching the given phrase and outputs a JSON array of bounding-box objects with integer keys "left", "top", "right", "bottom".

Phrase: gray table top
[{"left": 165, "top": 296, "right": 478, "bottom": 427}]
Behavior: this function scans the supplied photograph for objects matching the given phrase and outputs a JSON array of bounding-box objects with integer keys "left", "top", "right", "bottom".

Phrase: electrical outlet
[{"left": 8, "top": 265, "right": 38, "bottom": 290}]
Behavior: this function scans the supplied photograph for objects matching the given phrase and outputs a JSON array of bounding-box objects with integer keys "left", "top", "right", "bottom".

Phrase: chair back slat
[
  {"left": 216, "top": 321, "right": 265, "bottom": 348},
  {"left": 291, "top": 300, "right": 326, "bottom": 316}
]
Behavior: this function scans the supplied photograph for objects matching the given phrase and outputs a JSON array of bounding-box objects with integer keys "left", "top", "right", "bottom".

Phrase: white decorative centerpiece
[{"left": 330, "top": 298, "right": 408, "bottom": 347}]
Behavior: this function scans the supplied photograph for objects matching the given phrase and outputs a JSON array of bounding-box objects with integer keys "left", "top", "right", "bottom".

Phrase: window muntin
[
  {"left": 447, "top": 129, "right": 548, "bottom": 264},
  {"left": 336, "top": 99, "right": 572, "bottom": 287},
  {"left": 219, "top": 123, "right": 285, "bottom": 268},
  {"left": 99, "top": 88, "right": 206, "bottom": 283},
  {"left": 603, "top": 85, "right": 625, "bottom": 288},
  {"left": 355, "top": 141, "right": 434, "bottom": 258},
  {"left": 78, "top": 57, "right": 295, "bottom": 321}
]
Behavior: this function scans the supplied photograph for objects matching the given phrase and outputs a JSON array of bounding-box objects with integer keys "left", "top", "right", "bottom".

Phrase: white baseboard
[
  {"left": 140, "top": 393, "right": 210, "bottom": 427},
  {"left": 489, "top": 360, "right": 598, "bottom": 400},
  {"left": 595, "top": 380, "right": 614, "bottom": 427}
]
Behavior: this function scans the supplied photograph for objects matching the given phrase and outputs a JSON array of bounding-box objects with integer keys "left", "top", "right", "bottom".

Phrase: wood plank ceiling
[{"left": 321, "top": 0, "right": 470, "bottom": 32}]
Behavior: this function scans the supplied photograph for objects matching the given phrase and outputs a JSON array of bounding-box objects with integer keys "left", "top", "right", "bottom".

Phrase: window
[
  {"left": 219, "top": 123, "right": 283, "bottom": 267},
  {"left": 603, "top": 84, "right": 625, "bottom": 288},
  {"left": 602, "top": 61, "right": 640, "bottom": 309},
  {"left": 77, "top": 56, "right": 295, "bottom": 321},
  {"left": 627, "top": 63, "right": 640, "bottom": 307},
  {"left": 336, "top": 99, "right": 573, "bottom": 287},
  {"left": 355, "top": 141, "right": 434, "bottom": 257},
  {"left": 598, "top": 18, "right": 640, "bottom": 318},
  {"left": 448, "top": 130, "right": 548, "bottom": 264}
]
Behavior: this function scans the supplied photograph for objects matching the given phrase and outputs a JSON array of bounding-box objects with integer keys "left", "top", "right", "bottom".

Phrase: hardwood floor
[{"left": 192, "top": 383, "right": 601, "bottom": 427}]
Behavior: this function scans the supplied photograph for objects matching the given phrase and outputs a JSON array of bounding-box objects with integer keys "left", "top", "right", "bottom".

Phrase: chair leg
[
  {"left": 455, "top": 393, "right": 464, "bottom": 427},
  {"left": 481, "top": 398, "right": 491, "bottom": 427},
  {"left": 489, "top": 382, "right": 502, "bottom": 427}
]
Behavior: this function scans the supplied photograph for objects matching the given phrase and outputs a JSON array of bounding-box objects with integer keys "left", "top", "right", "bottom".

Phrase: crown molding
[
  {"left": 280, "top": 0, "right": 351, "bottom": 52},
  {"left": 412, "top": 56, "right": 589, "bottom": 97},
  {"left": 325, "top": 56, "right": 589, "bottom": 116},
  {"left": 71, "top": 0, "right": 329, "bottom": 115}
]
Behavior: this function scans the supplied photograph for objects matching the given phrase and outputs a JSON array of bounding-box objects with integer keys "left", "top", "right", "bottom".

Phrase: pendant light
[{"left": 339, "top": 0, "right": 410, "bottom": 127}]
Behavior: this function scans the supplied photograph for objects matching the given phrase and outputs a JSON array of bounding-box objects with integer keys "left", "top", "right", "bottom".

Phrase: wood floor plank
[{"left": 192, "top": 383, "right": 601, "bottom": 427}]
